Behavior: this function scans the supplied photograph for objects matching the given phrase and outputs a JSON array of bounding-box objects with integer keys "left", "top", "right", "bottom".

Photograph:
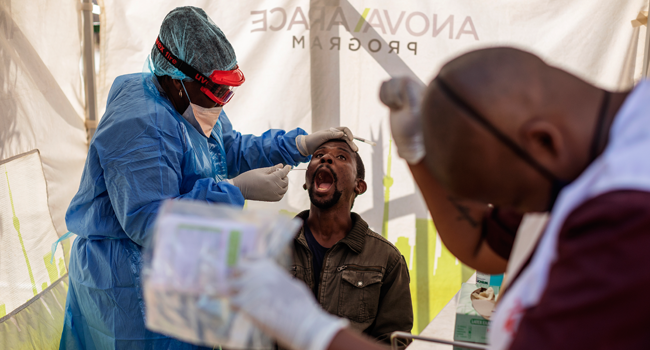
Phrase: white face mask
[
  {"left": 180, "top": 81, "right": 223, "bottom": 137},
  {"left": 189, "top": 102, "right": 223, "bottom": 137}
]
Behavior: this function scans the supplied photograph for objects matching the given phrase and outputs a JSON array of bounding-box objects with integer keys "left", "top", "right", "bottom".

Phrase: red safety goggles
[{"left": 155, "top": 36, "right": 245, "bottom": 105}]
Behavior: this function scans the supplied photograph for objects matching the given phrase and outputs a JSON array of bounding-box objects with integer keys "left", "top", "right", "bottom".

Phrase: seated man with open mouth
[{"left": 290, "top": 139, "right": 413, "bottom": 349}]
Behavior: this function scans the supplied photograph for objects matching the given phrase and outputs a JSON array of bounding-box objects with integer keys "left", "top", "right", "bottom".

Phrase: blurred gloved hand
[
  {"left": 226, "top": 164, "right": 291, "bottom": 201},
  {"left": 231, "top": 259, "right": 349, "bottom": 350},
  {"left": 379, "top": 77, "right": 426, "bottom": 165},
  {"left": 296, "top": 127, "right": 358, "bottom": 156}
]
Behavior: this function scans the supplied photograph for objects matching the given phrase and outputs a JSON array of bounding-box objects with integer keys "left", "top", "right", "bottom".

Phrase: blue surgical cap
[{"left": 151, "top": 6, "right": 237, "bottom": 80}]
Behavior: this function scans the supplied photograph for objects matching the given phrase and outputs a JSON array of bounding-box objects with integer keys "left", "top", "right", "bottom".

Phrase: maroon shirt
[{"left": 484, "top": 190, "right": 650, "bottom": 350}]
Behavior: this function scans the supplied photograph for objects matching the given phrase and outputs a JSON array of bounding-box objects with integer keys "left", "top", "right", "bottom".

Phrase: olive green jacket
[{"left": 291, "top": 211, "right": 413, "bottom": 347}]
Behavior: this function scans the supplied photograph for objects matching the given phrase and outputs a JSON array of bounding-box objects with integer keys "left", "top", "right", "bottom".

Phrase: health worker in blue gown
[{"left": 59, "top": 6, "right": 358, "bottom": 350}]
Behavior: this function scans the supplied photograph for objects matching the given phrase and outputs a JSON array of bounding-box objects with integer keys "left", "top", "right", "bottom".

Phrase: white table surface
[{"left": 405, "top": 274, "right": 477, "bottom": 350}]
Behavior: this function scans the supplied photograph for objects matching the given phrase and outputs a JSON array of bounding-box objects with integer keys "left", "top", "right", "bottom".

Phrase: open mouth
[{"left": 314, "top": 168, "right": 335, "bottom": 193}]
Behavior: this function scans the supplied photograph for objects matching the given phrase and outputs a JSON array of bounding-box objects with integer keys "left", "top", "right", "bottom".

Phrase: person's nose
[{"left": 319, "top": 154, "right": 333, "bottom": 164}]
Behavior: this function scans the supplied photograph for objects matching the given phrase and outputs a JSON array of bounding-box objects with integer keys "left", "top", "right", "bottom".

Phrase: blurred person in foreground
[
  {"left": 289, "top": 139, "right": 412, "bottom": 349},
  {"left": 60, "top": 6, "right": 356, "bottom": 350},
  {"left": 229, "top": 47, "right": 650, "bottom": 350}
]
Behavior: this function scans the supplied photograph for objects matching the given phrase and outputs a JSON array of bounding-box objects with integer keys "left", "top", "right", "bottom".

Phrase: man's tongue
[{"left": 316, "top": 172, "right": 334, "bottom": 191}]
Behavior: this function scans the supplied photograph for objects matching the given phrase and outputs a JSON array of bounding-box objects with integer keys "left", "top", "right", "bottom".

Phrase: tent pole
[
  {"left": 81, "top": 0, "right": 98, "bottom": 141},
  {"left": 643, "top": 0, "right": 650, "bottom": 78}
]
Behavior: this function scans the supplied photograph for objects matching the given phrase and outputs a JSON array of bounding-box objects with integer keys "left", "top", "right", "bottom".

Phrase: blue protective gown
[{"left": 60, "top": 73, "right": 308, "bottom": 349}]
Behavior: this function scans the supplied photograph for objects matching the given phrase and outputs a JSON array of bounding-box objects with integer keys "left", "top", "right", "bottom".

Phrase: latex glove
[
  {"left": 379, "top": 77, "right": 426, "bottom": 164},
  {"left": 226, "top": 164, "right": 291, "bottom": 201},
  {"left": 295, "top": 127, "right": 358, "bottom": 156},
  {"left": 231, "top": 259, "right": 349, "bottom": 350}
]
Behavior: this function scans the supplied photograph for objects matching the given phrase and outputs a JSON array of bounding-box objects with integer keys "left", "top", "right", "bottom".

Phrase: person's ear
[
  {"left": 354, "top": 179, "right": 367, "bottom": 196},
  {"left": 172, "top": 79, "right": 183, "bottom": 92},
  {"left": 303, "top": 183, "right": 307, "bottom": 190},
  {"left": 160, "top": 77, "right": 188, "bottom": 114},
  {"left": 520, "top": 119, "right": 565, "bottom": 167}
]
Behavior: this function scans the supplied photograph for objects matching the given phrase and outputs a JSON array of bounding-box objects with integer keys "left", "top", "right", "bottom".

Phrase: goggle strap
[
  {"left": 435, "top": 77, "right": 559, "bottom": 182},
  {"left": 155, "top": 37, "right": 216, "bottom": 92}
]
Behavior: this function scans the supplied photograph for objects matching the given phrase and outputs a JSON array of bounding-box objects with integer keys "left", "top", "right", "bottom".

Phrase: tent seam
[
  {"left": 0, "top": 273, "right": 68, "bottom": 324},
  {"left": 0, "top": 149, "right": 39, "bottom": 165}
]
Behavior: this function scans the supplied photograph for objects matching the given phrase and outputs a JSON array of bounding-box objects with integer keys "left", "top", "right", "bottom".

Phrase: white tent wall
[
  {"left": 0, "top": 0, "right": 87, "bottom": 348},
  {"left": 1, "top": 0, "right": 87, "bottom": 236},
  {"left": 640, "top": 9, "right": 650, "bottom": 77},
  {"left": 97, "top": 0, "right": 648, "bottom": 335}
]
